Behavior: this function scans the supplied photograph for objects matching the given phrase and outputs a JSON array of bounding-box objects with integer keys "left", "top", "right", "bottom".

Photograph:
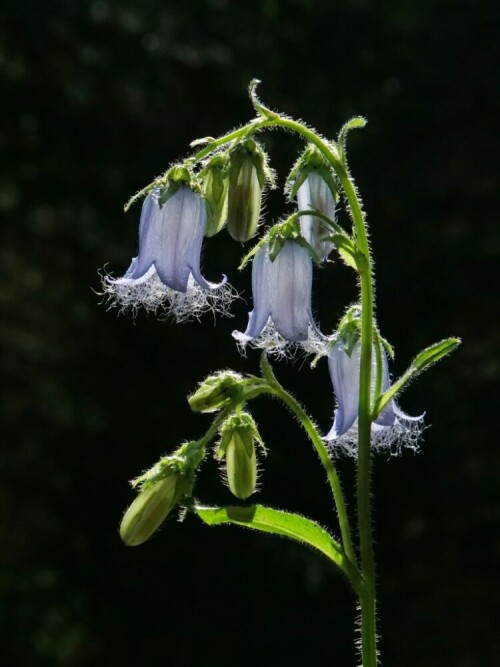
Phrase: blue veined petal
[
  {"left": 233, "top": 243, "right": 273, "bottom": 343},
  {"left": 127, "top": 186, "right": 224, "bottom": 293},
  {"left": 233, "top": 241, "right": 317, "bottom": 346},
  {"left": 325, "top": 340, "right": 425, "bottom": 454},
  {"left": 269, "top": 241, "right": 313, "bottom": 341},
  {"left": 296, "top": 171, "right": 336, "bottom": 260},
  {"left": 130, "top": 191, "right": 163, "bottom": 280},
  {"left": 324, "top": 341, "right": 361, "bottom": 440},
  {"left": 102, "top": 184, "right": 235, "bottom": 321},
  {"left": 374, "top": 345, "right": 396, "bottom": 426}
]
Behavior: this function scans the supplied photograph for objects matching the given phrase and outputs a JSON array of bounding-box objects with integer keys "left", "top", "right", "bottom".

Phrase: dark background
[{"left": 1, "top": 1, "right": 498, "bottom": 665}]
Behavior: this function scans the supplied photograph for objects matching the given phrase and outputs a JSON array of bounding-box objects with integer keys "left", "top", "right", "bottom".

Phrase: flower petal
[
  {"left": 270, "top": 241, "right": 313, "bottom": 341},
  {"left": 297, "top": 171, "right": 336, "bottom": 260},
  {"left": 374, "top": 345, "right": 396, "bottom": 426},
  {"left": 233, "top": 243, "right": 272, "bottom": 342},
  {"left": 325, "top": 341, "right": 361, "bottom": 440},
  {"left": 130, "top": 192, "right": 162, "bottom": 280}
]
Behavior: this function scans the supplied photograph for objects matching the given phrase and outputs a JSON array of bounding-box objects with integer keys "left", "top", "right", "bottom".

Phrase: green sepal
[
  {"left": 379, "top": 334, "right": 395, "bottom": 360},
  {"left": 131, "top": 439, "right": 205, "bottom": 492},
  {"left": 335, "top": 305, "right": 362, "bottom": 356},
  {"left": 228, "top": 139, "right": 272, "bottom": 190},
  {"left": 188, "top": 371, "right": 245, "bottom": 413},
  {"left": 216, "top": 411, "right": 265, "bottom": 459},
  {"left": 373, "top": 337, "right": 461, "bottom": 418},
  {"left": 157, "top": 165, "right": 202, "bottom": 207},
  {"left": 120, "top": 439, "right": 209, "bottom": 546},
  {"left": 286, "top": 144, "right": 339, "bottom": 202},
  {"left": 124, "top": 163, "right": 203, "bottom": 212},
  {"left": 239, "top": 236, "right": 266, "bottom": 270},
  {"left": 194, "top": 504, "right": 362, "bottom": 591}
]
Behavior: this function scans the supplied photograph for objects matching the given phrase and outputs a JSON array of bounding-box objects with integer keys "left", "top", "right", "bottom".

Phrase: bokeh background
[{"left": 1, "top": 1, "right": 498, "bottom": 665}]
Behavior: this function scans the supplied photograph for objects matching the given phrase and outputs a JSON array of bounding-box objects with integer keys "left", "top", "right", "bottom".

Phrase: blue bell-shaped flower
[
  {"left": 324, "top": 341, "right": 423, "bottom": 455},
  {"left": 103, "top": 186, "right": 234, "bottom": 320},
  {"left": 233, "top": 240, "right": 319, "bottom": 352}
]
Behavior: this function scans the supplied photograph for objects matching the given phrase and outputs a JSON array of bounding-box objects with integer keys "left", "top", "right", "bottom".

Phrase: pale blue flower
[
  {"left": 325, "top": 341, "right": 423, "bottom": 456},
  {"left": 233, "top": 240, "right": 320, "bottom": 353},
  {"left": 103, "top": 186, "right": 234, "bottom": 320},
  {"left": 296, "top": 170, "right": 336, "bottom": 260}
]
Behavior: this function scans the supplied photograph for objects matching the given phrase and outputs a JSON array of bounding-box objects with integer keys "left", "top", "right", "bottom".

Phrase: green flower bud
[
  {"left": 188, "top": 371, "right": 244, "bottom": 413},
  {"left": 120, "top": 472, "right": 186, "bottom": 547},
  {"left": 217, "top": 412, "right": 265, "bottom": 500},
  {"left": 226, "top": 140, "right": 270, "bottom": 242},
  {"left": 201, "top": 156, "right": 229, "bottom": 237}
]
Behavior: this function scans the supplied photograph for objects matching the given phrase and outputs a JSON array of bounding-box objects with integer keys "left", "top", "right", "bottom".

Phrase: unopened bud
[
  {"left": 201, "top": 156, "right": 229, "bottom": 237},
  {"left": 188, "top": 371, "right": 244, "bottom": 413},
  {"left": 217, "top": 412, "right": 264, "bottom": 500},
  {"left": 226, "top": 140, "right": 269, "bottom": 242},
  {"left": 120, "top": 472, "right": 184, "bottom": 546}
]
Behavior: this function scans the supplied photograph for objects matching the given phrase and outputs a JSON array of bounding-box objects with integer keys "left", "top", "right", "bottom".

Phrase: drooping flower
[
  {"left": 324, "top": 340, "right": 424, "bottom": 456},
  {"left": 296, "top": 169, "right": 337, "bottom": 260},
  {"left": 232, "top": 240, "right": 321, "bottom": 355},
  {"left": 102, "top": 186, "right": 234, "bottom": 321}
]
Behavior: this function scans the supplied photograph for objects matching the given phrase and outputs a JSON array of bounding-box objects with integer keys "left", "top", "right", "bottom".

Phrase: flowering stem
[
  {"left": 258, "top": 373, "right": 357, "bottom": 570},
  {"left": 189, "top": 110, "right": 379, "bottom": 664},
  {"left": 266, "top": 115, "right": 378, "bottom": 665},
  {"left": 275, "top": 387, "right": 357, "bottom": 565},
  {"left": 190, "top": 119, "right": 273, "bottom": 163},
  {"left": 338, "top": 172, "right": 378, "bottom": 667}
]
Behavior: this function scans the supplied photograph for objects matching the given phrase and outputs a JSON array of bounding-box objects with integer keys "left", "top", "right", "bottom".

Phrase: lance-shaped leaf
[
  {"left": 373, "top": 337, "right": 461, "bottom": 418},
  {"left": 194, "top": 504, "right": 361, "bottom": 591}
]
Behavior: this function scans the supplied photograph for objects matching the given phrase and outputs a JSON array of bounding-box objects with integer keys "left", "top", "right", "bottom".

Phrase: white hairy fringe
[
  {"left": 326, "top": 415, "right": 425, "bottom": 459},
  {"left": 235, "top": 321, "right": 328, "bottom": 360},
  {"left": 100, "top": 268, "right": 236, "bottom": 323}
]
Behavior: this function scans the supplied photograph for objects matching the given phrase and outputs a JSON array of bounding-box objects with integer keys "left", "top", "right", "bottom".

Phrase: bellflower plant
[{"left": 102, "top": 80, "right": 460, "bottom": 667}]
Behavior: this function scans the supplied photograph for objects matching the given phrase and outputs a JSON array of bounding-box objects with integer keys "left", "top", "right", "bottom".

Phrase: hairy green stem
[
  {"left": 191, "top": 119, "right": 272, "bottom": 162},
  {"left": 338, "top": 172, "right": 378, "bottom": 667},
  {"left": 264, "top": 383, "right": 357, "bottom": 569}
]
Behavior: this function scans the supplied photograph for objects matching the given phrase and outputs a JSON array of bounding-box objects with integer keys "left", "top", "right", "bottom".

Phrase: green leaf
[
  {"left": 373, "top": 337, "right": 461, "bottom": 417},
  {"left": 194, "top": 503, "right": 361, "bottom": 590}
]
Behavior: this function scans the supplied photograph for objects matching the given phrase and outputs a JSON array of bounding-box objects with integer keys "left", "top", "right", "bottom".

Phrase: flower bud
[
  {"left": 201, "top": 156, "right": 229, "bottom": 237},
  {"left": 217, "top": 412, "right": 264, "bottom": 500},
  {"left": 188, "top": 371, "right": 244, "bottom": 413},
  {"left": 226, "top": 140, "right": 269, "bottom": 242},
  {"left": 120, "top": 472, "right": 185, "bottom": 546}
]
